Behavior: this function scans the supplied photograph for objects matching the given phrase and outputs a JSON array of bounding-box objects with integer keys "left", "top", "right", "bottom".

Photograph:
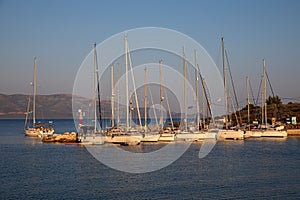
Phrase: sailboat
[
  {"left": 79, "top": 43, "right": 105, "bottom": 145},
  {"left": 141, "top": 67, "right": 161, "bottom": 142},
  {"left": 176, "top": 48, "right": 205, "bottom": 141},
  {"left": 24, "top": 57, "right": 54, "bottom": 137},
  {"left": 191, "top": 49, "right": 218, "bottom": 140},
  {"left": 216, "top": 37, "right": 244, "bottom": 140},
  {"left": 175, "top": 47, "right": 193, "bottom": 140},
  {"left": 157, "top": 60, "right": 175, "bottom": 142},
  {"left": 105, "top": 36, "right": 142, "bottom": 145},
  {"left": 259, "top": 59, "right": 287, "bottom": 138},
  {"left": 244, "top": 76, "right": 262, "bottom": 138}
]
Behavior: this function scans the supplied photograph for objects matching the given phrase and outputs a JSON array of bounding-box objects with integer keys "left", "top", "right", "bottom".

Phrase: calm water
[{"left": 0, "top": 119, "right": 299, "bottom": 199}]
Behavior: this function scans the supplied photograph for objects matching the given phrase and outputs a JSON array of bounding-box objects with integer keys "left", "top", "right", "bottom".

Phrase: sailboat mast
[
  {"left": 201, "top": 77, "right": 205, "bottom": 129},
  {"left": 194, "top": 50, "right": 200, "bottom": 131},
  {"left": 93, "top": 43, "right": 97, "bottom": 133},
  {"left": 33, "top": 57, "right": 36, "bottom": 125},
  {"left": 159, "top": 59, "right": 163, "bottom": 129},
  {"left": 246, "top": 76, "right": 250, "bottom": 126},
  {"left": 144, "top": 67, "right": 147, "bottom": 131},
  {"left": 164, "top": 88, "right": 174, "bottom": 130},
  {"left": 111, "top": 64, "right": 115, "bottom": 127},
  {"left": 263, "top": 59, "right": 267, "bottom": 126},
  {"left": 221, "top": 37, "right": 228, "bottom": 129},
  {"left": 127, "top": 43, "right": 142, "bottom": 129},
  {"left": 125, "top": 36, "right": 129, "bottom": 131},
  {"left": 183, "top": 47, "right": 187, "bottom": 131},
  {"left": 117, "top": 63, "right": 120, "bottom": 124},
  {"left": 148, "top": 87, "right": 159, "bottom": 128}
]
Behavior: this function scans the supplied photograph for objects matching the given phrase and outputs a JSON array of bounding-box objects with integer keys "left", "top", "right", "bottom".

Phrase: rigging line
[
  {"left": 249, "top": 78, "right": 257, "bottom": 106},
  {"left": 24, "top": 82, "right": 33, "bottom": 128},
  {"left": 256, "top": 76, "right": 262, "bottom": 106},
  {"left": 265, "top": 70, "right": 275, "bottom": 97},
  {"left": 24, "top": 91, "right": 31, "bottom": 129},
  {"left": 265, "top": 65, "right": 280, "bottom": 119},
  {"left": 147, "top": 86, "right": 159, "bottom": 129},
  {"left": 224, "top": 49, "right": 242, "bottom": 125},
  {"left": 97, "top": 65, "right": 102, "bottom": 128},
  {"left": 197, "top": 64, "right": 215, "bottom": 126},
  {"left": 127, "top": 43, "right": 142, "bottom": 128},
  {"left": 229, "top": 90, "right": 240, "bottom": 126},
  {"left": 94, "top": 43, "right": 102, "bottom": 129},
  {"left": 216, "top": 42, "right": 222, "bottom": 72},
  {"left": 186, "top": 61, "right": 194, "bottom": 94},
  {"left": 163, "top": 87, "right": 174, "bottom": 130}
]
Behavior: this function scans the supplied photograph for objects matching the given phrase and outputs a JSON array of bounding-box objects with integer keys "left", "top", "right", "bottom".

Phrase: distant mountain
[
  {"left": 0, "top": 93, "right": 184, "bottom": 120},
  {"left": 0, "top": 94, "right": 74, "bottom": 119},
  {"left": 0, "top": 93, "right": 115, "bottom": 119},
  {"left": 1, "top": 93, "right": 299, "bottom": 123}
]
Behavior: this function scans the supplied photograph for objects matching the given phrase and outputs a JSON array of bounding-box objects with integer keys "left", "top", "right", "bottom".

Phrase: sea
[{"left": 0, "top": 119, "right": 299, "bottom": 199}]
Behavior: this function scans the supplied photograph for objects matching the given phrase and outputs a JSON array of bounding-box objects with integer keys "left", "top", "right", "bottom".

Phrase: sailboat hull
[
  {"left": 261, "top": 130, "right": 287, "bottom": 137},
  {"left": 25, "top": 127, "right": 54, "bottom": 137},
  {"left": 244, "top": 130, "right": 262, "bottom": 138},
  {"left": 176, "top": 132, "right": 199, "bottom": 141},
  {"left": 80, "top": 135, "right": 105, "bottom": 145},
  {"left": 141, "top": 133, "right": 160, "bottom": 142},
  {"left": 105, "top": 135, "right": 142, "bottom": 145},
  {"left": 158, "top": 133, "right": 175, "bottom": 141},
  {"left": 217, "top": 130, "right": 245, "bottom": 140},
  {"left": 25, "top": 128, "right": 40, "bottom": 137}
]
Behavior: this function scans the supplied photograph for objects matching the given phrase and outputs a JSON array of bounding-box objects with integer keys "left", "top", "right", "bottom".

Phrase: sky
[{"left": 1, "top": 0, "right": 300, "bottom": 105}]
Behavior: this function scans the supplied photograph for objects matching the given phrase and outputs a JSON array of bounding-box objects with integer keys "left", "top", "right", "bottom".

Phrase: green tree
[
  {"left": 266, "top": 95, "right": 282, "bottom": 105},
  {"left": 241, "top": 103, "right": 255, "bottom": 110}
]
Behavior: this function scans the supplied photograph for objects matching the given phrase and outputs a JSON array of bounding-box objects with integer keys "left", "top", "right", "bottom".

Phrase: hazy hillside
[
  {"left": 0, "top": 93, "right": 114, "bottom": 119},
  {"left": 0, "top": 94, "right": 73, "bottom": 119},
  {"left": 1, "top": 93, "right": 299, "bottom": 123}
]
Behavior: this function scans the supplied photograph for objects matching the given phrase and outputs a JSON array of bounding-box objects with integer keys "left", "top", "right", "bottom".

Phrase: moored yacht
[{"left": 24, "top": 57, "right": 54, "bottom": 137}]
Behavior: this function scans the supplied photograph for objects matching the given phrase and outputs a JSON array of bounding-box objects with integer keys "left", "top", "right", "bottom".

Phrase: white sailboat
[
  {"left": 216, "top": 37, "right": 244, "bottom": 140},
  {"left": 141, "top": 67, "right": 160, "bottom": 142},
  {"left": 196, "top": 73, "right": 217, "bottom": 140},
  {"left": 244, "top": 76, "right": 262, "bottom": 138},
  {"left": 176, "top": 48, "right": 204, "bottom": 141},
  {"left": 191, "top": 49, "right": 216, "bottom": 140},
  {"left": 24, "top": 57, "right": 54, "bottom": 137},
  {"left": 105, "top": 36, "right": 142, "bottom": 145},
  {"left": 157, "top": 60, "right": 175, "bottom": 142},
  {"left": 79, "top": 43, "right": 105, "bottom": 145},
  {"left": 259, "top": 59, "right": 287, "bottom": 138}
]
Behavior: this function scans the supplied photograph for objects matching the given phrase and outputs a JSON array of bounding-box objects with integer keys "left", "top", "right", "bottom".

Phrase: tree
[
  {"left": 266, "top": 95, "right": 282, "bottom": 105},
  {"left": 241, "top": 103, "right": 255, "bottom": 111}
]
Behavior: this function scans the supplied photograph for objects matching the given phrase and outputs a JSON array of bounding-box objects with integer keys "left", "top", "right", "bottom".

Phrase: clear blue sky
[{"left": 0, "top": 0, "right": 299, "bottom": 103}]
